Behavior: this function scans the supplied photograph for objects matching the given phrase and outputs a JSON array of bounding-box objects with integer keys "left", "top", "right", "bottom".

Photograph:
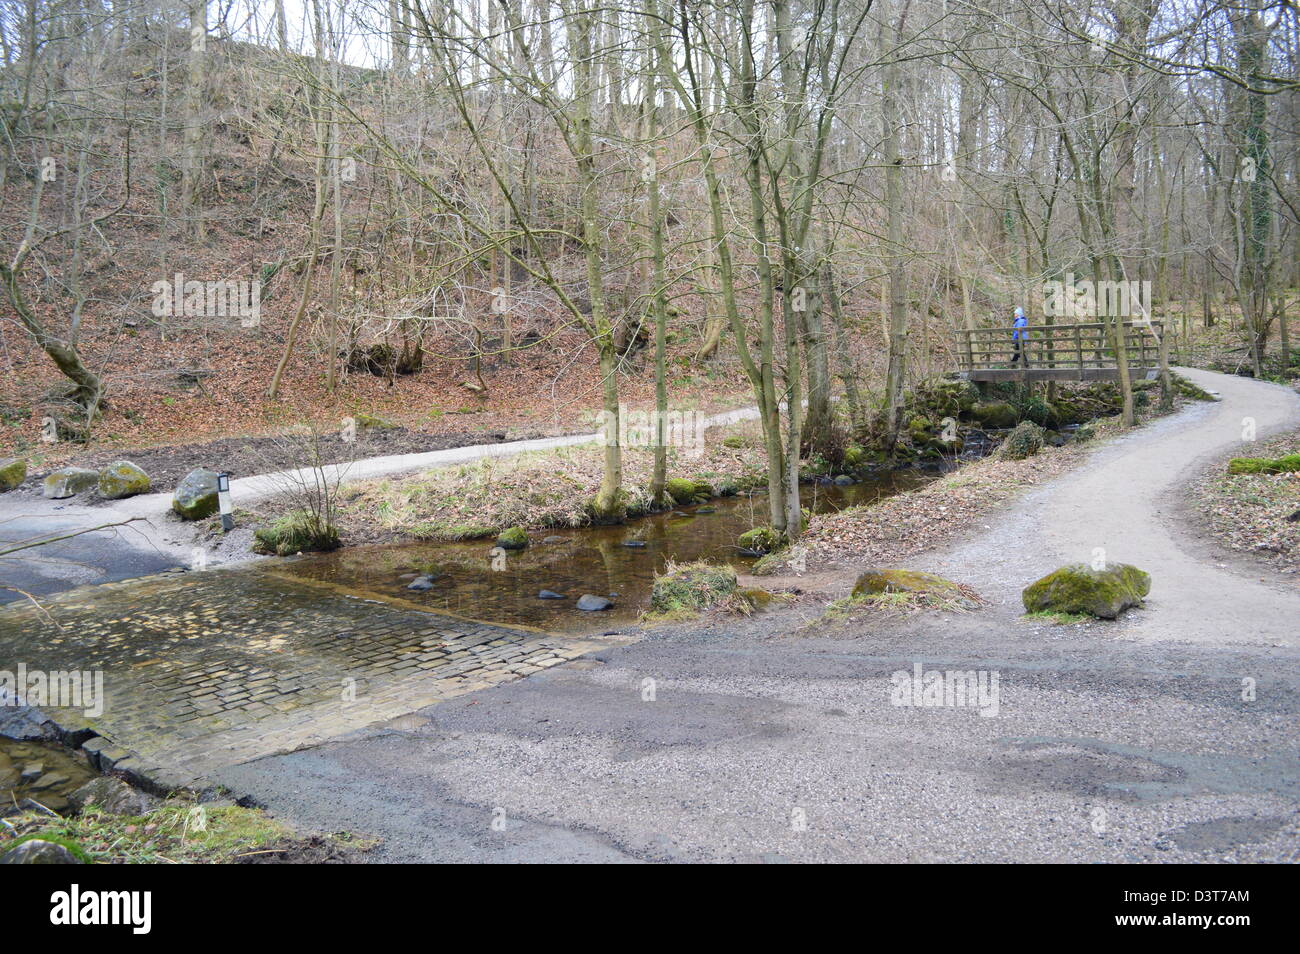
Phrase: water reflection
[{"left": 275, "top": 471, "right": 940, "bottom": 633}]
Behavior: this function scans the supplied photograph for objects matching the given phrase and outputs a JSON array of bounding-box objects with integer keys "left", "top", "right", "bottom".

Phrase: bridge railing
[{"left": 957, "top": 321, "right": 1163, "bottom": 378}]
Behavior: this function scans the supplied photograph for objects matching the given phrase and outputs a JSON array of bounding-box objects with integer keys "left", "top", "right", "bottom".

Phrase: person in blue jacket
[{"left": 1011, "top": 307, "right": 1028, "bottom": 366}]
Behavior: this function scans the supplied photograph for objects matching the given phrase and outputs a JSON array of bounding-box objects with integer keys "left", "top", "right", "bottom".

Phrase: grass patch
[
  {"left": 1022, "top": 609, "right": 1091, "bottom": 625},
  {"left": 253, "top": 509, "right": 341, "bottom": 555},
  {"left": 1, "top": 802, "right": 357, "bottom": 864},
  {"left": 820, "top": 587, "right": 978, "bottom": 622}
]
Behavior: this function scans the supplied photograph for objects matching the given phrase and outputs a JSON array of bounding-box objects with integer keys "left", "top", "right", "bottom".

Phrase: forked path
[{"left": 929, "top": 366, "right": 1300, "bottom": 646}]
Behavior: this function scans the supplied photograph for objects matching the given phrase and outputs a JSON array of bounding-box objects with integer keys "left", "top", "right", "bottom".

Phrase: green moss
[
  {"left": 97, "top": 460, "right": 150, "bottom": 499},
  {"left": 970, "top": 401, "right": 1018, "bottom": 429},
  {"left": 1227, "top": 453, "right": 1300, "bottom": 475},
  {"left": 1021, "top": 563, "right": 1150, "bottom": 620},
  {"left": 496, "top": 526, "right": 529, "bottom": 550},
  {"left": 253, "top": 510, "right": 341, "bottom": 556},
  {"left": 722, "top": 435, "right": 745, "bottom": 449},
  {"left": 5, "top": 802, "right": 331, "bottom": 864},
  {"left": 665, "top": 477, "right": 698, "bottom": 504},
  {"left": 738, "top": 526, "right": 786, "bottom": 554},
  {"left": 1172, "top": 373, "right": 1219, "bottom": 402},
  {"left": 0, "top": 457, "right": 26, "bottom": 492}
]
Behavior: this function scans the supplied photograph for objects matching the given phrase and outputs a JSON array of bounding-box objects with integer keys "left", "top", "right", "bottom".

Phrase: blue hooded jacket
[{"left": 1012, "top": 308, "right": 1027, "bottom": 340}]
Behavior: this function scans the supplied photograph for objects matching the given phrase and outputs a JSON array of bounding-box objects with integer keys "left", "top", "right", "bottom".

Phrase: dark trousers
[{"left": 1011, "top": 339, "right": 1024, "bottom": 366}]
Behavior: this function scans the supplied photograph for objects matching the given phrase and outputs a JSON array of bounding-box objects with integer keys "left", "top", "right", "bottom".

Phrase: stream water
[
  {"left": 0, "top": 737, "right": 96, "bottom": 815},
  {"left": 273, "top": 466, "right": 950, "bottom": 633}
]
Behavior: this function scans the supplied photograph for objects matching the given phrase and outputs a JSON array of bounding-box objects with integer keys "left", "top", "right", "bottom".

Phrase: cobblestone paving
[{"left": 0, "top": 567, "right": 612, "bottom": 777}]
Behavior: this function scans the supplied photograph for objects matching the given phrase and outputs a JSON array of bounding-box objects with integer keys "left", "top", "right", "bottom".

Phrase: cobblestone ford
[{"left": 0, "top": 567, "right": 612, "bottom": 779}]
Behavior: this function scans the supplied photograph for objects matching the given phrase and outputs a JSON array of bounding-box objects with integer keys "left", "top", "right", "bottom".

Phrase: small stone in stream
[
  {"left": 542, "top": 536, "right": 566, "bottom": 544},
  {"left": 623, "top": 540, "right": 647, "bottom": 548},
  {"left": 670, "top": 511, "right": 692, "bottom": 518},
  {"left": 42, "top": 467, "right": 99, "bottom": 499},
  {"left": 577, "top": 595, "right": 613, "bottom": 611},
  {"left": 538, "top": 590, "right": 566, "bottom": 600},
  {"left": 696, "top": 506, "right": 716, "bottom": 514},
  {"left": 834, "top": 475, "right": 855, "bottom": 486},
  {"left": 0, "top": 840, "right": 83, "bottom": 865},
  {"left": 406, "top": 576, "right": 434, "bottom": 591},
  {"left": 737, "top": 548, "right": 764, "bottom": 558}
]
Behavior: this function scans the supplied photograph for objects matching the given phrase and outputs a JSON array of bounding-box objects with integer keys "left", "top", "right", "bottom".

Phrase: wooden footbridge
[{"left": 957, "top": 321, "right": 1167, "bottom": 383}]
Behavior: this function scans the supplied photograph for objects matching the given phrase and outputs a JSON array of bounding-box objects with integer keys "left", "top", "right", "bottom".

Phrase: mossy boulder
[
  {"left": 722, "top": 435, "right": 745, "bottom": 449},
  {"left": 970, "top": 401, "right": 1018, "bottom": 429},
  {"left": 42, "top": 467, "right": 98, "bottom": 499},
  {"left": 907, "top": 415, "right": 935, "bottom": 445},
  {"left": 253, "top": 510, "right": 341, "bottom": 556},
  {"left": 97, "top": 460, "right": 150, "bottom": 499},
  {"left": 852, "top": 568, "right": 975, "bottom": 606},
  {"left": 1073, "top": 420, "right": 1100, "bottom": 443},
  {"left": 172, "top": 467, "right": 221, "bottom": 520},
  {"left": 649, "top": 562, "right": 738, "bottom": 615},
  {"left": 496, "top": 526, "right": 529, "bottom": 550},
  {"left": 1021, "top": 563, "right": 1150, "bottom": 620},
  {"left": 355, "top": 413, "right": 398, "bottom": 431},
  {"left": 1172, "top": 373, "right": 1218, "bottom": 402},
  {"left": 738, "top": 526, "right": 785, "bottom": 555},
  {"left": 665, "top": 477, "right": 698, "bottom": 505},
  {"left": 999, "top": 421, "right": 1045, "bottom": 460},
  {"left": 1227, "top": 453, "right": 1300, "bottom": 475},
  {"left": 0, "top": 458, "right": 26, "bottom": 492}
]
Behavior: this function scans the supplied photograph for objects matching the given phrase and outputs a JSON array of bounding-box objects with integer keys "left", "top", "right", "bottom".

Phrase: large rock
[
  {"left": 67, "top": 776, "right": 159, "bottom": 816},
  {"left": 97, "top": 460, "right": 150, "bottom": 499},
  {"left": 172, "top": 467, "right": 220, "bottom": 520},
  {"left": 970, "top": 401, "right": 1019, "bottom": 429},
  {"left": 1022, "top": 563, "right": 1150, "bottom": 619},
  {"left": 576, "top": 594, "right": 613, "bottom": 611},
  {"left": 0, "top": 839, "right": 83, "bottom": 864},
  {"left": 42, "top": 467, "right": 98, "bottom": 499},
  {"left": 0, "top": 457, "right": 26, "bottom": 492}
]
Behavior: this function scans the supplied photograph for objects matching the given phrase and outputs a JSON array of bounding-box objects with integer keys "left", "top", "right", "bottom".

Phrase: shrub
[
  {"left": 253, "top": 510, "right": 340, "bottom": 556},
  {"left": 999, "top": 421, "right": 1045, "bottom": 460}
]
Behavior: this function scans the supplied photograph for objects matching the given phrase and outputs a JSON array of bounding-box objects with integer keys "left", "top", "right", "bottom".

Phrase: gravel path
[{"left": 923, "top": 366, "right": 1299, "bottom": 647}]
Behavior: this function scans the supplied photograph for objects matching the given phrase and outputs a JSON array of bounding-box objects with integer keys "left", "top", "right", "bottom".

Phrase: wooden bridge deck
[{"left": 957, "top": 321, "right": 1164, "bottom": 384}]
